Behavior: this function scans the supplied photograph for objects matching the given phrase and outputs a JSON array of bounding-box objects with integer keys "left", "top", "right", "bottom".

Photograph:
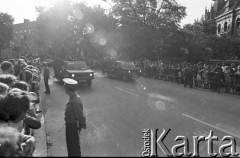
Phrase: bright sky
[
  {"left": 0, "top": 0, "right": 213, "bottom": 27},
  {"left": 177, "top": 0, "right": 213, "bottom": 27}
]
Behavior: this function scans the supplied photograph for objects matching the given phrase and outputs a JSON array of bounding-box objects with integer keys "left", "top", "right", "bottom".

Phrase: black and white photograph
[{"left": 0, "top": 0, "right": 240, "bottom": 157}]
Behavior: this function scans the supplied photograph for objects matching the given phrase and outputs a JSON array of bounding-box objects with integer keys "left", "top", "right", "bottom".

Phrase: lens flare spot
[
  {"left": 76, "top": 40, "right": 81, "bottom": 44},
  {"left": 147, "top": 93, "right": 177, "bottom": 112},
  {"left": 73, "top": 9, "right": 83, "bottom": 20},
  {"left": 156, "top": 101, "right": 166, "bottom": 111},
  {"left": 107, "top": 47, "right": 117, "bottom": 57},
  {"left": 85, "top": 23, "right": 95, "bottom": 34},
  {"left": 100, "top": 38, "right": 107, "bottom": 45},
  {"left": 90, "top": 30, "right": 107, "bottom": 46}
]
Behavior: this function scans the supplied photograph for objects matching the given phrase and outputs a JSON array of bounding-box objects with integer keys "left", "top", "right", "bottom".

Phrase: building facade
[
  {"left": 11, "top": 19, "right": 41, "bottom": 57},
  {"left": 205, "top": 0, "right": 240, "bottom": 36}
]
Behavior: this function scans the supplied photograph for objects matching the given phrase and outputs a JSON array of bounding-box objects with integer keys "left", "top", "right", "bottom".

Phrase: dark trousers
[
  {"left": 184, "top": 75, "right": 193, "bottom": 88},
  {"left": 213, "top": 78, "right": 220, "bottom": 93},
  {"left": 44, "top": 76, "right": 50, "bottom": 92},
  {"left": 66, "top": 122, "right": 81, "bottom": 157},
  {"left": 24, "top": 124, "right": 31, "bottom": 135},
  {"left": 53, "top": 66, "right": 57, "bottom": 77}
]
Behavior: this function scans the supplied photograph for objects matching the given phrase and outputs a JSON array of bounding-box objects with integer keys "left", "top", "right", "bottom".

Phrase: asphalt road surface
[{"left": 40, "top": 69, "right": 240, "bottom": 157}]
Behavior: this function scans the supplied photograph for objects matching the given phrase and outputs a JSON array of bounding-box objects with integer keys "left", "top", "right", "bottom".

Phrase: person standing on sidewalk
[
  {"left": 63, "top": 78, "right": 86, "bottom": 157},
  {"left": 43, "top": 62, "right": 50, "bottom": 94},
  {"left": 184, "top": 63, "right": 193, "bottom": 88}
]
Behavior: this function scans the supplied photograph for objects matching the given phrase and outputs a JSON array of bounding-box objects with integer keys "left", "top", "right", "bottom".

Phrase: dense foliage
[
  {"left": 183, "top": 17, "right": 240, "bottom": 62},
  {"left": 0, "top": 13, "right": 14, "bottom": 53},
  {"left": 111, "top": 0, "right": 186, "bottom": 59},
  {"left": 36, "top": 0, "right": 187, "bottom": 60},
  {"left": 36, "top": 0, "right": 117, "bottom": 59}
]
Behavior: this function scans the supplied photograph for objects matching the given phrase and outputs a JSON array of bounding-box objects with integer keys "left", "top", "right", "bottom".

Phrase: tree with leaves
[
  {"left": 183, "top": 17, "right": 240, "bottom": 61},
  {"left": 0, "top": 12, "right": 14, "bottom": 53},
  {"left": 110, "top": 0, "right": 186, "bottom": 59},
  {"left": 36, "top": 0, "right": 117, "bottom": 59},
  {"left": 36, "top": 0, "right": 187, "bottom": 60}
]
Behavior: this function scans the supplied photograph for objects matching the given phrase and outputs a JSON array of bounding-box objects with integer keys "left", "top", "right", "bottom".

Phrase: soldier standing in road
[
  {"left": 63, "top": 78, "right": 86, "bottom": 157},
  {"left": 43, "top": 62, "right": 50, "bottom": 94}
]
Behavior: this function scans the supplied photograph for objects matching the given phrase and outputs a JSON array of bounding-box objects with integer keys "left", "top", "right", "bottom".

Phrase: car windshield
[
  {"left": 119, "top": 61, "right": 136, "bottom": 69},
  {"left": 66, "top": 62, "right": 88, "bottom": 70}
]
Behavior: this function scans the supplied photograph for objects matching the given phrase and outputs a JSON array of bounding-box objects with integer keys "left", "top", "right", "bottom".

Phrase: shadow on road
[{"left": 104, "top": 75, "right": 138, "bottom": 83}]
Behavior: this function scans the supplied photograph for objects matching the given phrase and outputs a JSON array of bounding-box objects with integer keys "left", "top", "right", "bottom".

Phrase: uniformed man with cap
[
  {"left": 43, "top": 62, "right": 50, "bottom": 94},
  {"left": 63, "top": 78, "right": 86, "bottom": 157}
]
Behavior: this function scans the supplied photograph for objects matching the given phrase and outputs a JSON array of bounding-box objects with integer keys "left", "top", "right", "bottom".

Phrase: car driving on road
[
  {"left": 104, "top": 60, "right": 142, "bottom": 80},
  {"left": 57, "top": 61, "right": 94, "bottom": 87}
]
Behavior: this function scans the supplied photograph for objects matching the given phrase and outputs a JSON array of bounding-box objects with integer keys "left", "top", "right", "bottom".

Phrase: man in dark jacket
[
  {"left": 214, "top": 64, "right": 223, "bottom": 93},
  {"left": 184, "top": 63, "right": 193, "bottom": 88}
]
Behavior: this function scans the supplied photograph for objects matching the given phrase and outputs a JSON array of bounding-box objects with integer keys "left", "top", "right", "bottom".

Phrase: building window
[
  {"left": 218, "top": 24, "right": 221, "bottom": 33},
  {"left": 224, "top": 22, "right": 228, "bottom": 32},
  {"left": 236, "top": 18, "right": 240, "bottom": 28}
]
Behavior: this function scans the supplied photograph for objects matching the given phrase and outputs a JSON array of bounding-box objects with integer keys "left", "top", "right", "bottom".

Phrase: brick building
[
  {"left": 11, "top": 19, "right": 41, "bottom": 57},
  {"left": 205, "top": 0, "right": 240, "bottom": 36}
]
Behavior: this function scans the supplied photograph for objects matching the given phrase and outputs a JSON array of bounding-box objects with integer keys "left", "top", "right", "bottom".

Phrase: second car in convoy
[{"left": 104, "top": 60, "right": 142, "bottom": 80}]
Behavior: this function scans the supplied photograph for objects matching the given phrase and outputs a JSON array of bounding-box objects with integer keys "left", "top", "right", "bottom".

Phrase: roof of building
[
  {"left": 14, "top": 19, "right": 36, "bottom": 30},
  {"left": 217, "top": 0, "right": 240, "bottom": 16}
]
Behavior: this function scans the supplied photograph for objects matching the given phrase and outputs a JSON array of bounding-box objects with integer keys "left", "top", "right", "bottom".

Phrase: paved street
[{"left": 40, "top": 69, "right": 240, "bottom": 157}]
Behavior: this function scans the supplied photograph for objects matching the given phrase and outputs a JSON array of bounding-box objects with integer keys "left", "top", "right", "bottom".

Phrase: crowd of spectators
[
  {"left": 0, "top": 56, "right": 42, "bottom": 157},
  {"left": 135, "top": 59, "right": 240, "bottom": 94},
  {"left": 79, "top": 57, "right": 240, "bottom": 95}
]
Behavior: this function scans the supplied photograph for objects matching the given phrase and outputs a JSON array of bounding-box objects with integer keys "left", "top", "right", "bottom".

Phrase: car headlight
[
  {"left": 128, "top": 71, "right": 131, "bottom": 73},
  {"left": 72, "top": 74, "right": 75, "bottom": 77},
  {"left": 90, "top": 73, "right": 93, "bottom": 77}
]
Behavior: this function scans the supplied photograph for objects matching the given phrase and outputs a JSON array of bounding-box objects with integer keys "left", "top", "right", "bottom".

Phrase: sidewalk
[{"left": 32, "top": 84, "right": 48, "bottom": 156}]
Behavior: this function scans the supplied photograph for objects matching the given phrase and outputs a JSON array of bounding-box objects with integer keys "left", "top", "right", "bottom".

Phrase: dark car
[
  {"left": 57, "top": 61, "right": 94, "bottom": 87},
  {"left": 105, "top": 60, "right": 142, "bottom": 80}
]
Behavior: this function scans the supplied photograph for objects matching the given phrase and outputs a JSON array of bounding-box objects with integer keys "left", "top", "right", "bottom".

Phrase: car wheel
[{"left": 86, "top": 80, "right": 92, "bottom": 87}]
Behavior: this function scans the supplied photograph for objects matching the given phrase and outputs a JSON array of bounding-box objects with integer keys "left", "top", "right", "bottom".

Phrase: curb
[{"left": 33, "top": 90, "right": 48, "bottom": 157}]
